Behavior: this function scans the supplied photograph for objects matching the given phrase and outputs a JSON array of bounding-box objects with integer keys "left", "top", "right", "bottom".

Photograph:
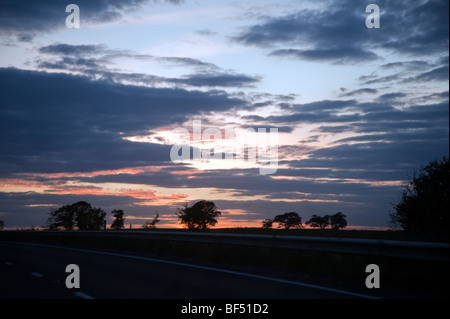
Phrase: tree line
[
  {"left": 261, "top": 211, "right": 347, "bottom": 230},
  {"left": 43, "top": 200, "right": 220, "bottom": 231},
  {"left": 46, "top": 201, "right": 126, "bottom": 230},
  {"left": 42, "top": 157, "right": 448, "bottom": 236},
  {"left": 44, "top": 200, "right": 346, "bottom": 231}
]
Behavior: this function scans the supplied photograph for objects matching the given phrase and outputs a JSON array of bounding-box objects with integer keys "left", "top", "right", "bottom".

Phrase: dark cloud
[
  {"left": 409, "top": 91, "right": 449, "bottom": 105},
  {"left": 404, "top": 65, "right": 449, "bottom": 83},
  {"left": 240, "top": 97, "right": 449, "bottom": 160},
  {"left": 36, "top": 43, "right": 259, "bottom": 88},
  {"left": 380, "top": 60, "right": 434, "bottom": 70},
  {"left": 173, "top": 72, "right": 261, "bottom": 88},
  {"left": 38, "top": 43, "right": 218, "bottom": 70},
  {"left": 376, "top": 92, "right": 407, "bottom": 104},
  {"left": 360, "top": 73, "right": 402, "bottom": 85},
  {"left": 284, "top": 139, "right": 448, "bottom": 181},
  {"left": 359, "top": 58, "right": 448, "bottom": 86},
  {"left": 241, "top": 115, "right": 265, "bottom": 122},
  {"left": 270, "top": 47, "right": 378, "bottom": 64},
  {"left": 39, "top": 43, "right": 108, "bottom": 56},
  {"left": 88, "top": 69, "right": 260, "bottom": 89},
  {"left": 314, "top": 125, "right": 354, "bottom": 134},
  {"left": 339, "top": 88, "right": 378, "bottom": 97},
  {"left": 234, "top": 4, "right": 376, "bottom": 64},
  {"left": 243, "top": 99, "right": 362, "bottom": 125},
  {"left": 0, "top": 67, "right": 249, "bottom": 175},
  {"left": 0, "top": 0, "right": 183, "bottom": 40},
  {"left": 241, "top": 126, "right": 294, "bottom": 133},
  {"left": 37, "top": 57, "right": 104, "bottom": 71},
  {"left": 358, "top": 73, "right": 378, "bottom": 83},
  {"left": 265, "top": 113, "right": 361, "bottom": 125},
  {"left": 234, "top": 0, "right": 449, "bottom": 64},
  {"left": 380, "top": 0, "right": 448, "bottom": 55},
  {"left": 293, "top": 99, "right": 357, "bottom": 112},
  {"left": 156, "top": 56, "right": 218, "bottom": 69}
]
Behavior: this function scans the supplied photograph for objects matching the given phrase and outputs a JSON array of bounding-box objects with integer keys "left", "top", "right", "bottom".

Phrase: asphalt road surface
[{"left": 0, "top": 241, "right": 377, "bottom": 299}]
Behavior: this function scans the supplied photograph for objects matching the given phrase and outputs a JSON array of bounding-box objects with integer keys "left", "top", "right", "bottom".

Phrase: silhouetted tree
[
  {"left": 111, "top": 209, "right": 125, "bottom": 230},
  {"left": 47, "top": 204, "right": 76, "bottom": 230},
  {"left": 306, "top": 214, "right": 330, "bottom": 229},
  {"left": 75, "top": 203, "right": 106, "bottom": 230},
  {"left": 46, "top": 201, "right": 106, "bottom": 230},
  {"left": 261, "top": 219, "right": 273, "bottom": 229},
  {"left": 142, "top": 213, "right": 160, "bottom": 230},
  {"left": 273, "top": 212, "right": 303, "bottom": 229},
  {"left": 176, "top": 201, "right": 221, "bottom": 230},
  {"left": 390, "top": 157, "right": 449, "bottom": 235},
  {"left": 330, "top": 212, "right": 347, "bottom": 230},
  {"left": 0, "top": 219, "right": 4, "bottom": 230}
]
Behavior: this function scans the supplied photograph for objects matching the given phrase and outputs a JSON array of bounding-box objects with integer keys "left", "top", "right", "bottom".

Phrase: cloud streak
[{"left": 36, "top": 43, "right": 261, "bottom": 88}]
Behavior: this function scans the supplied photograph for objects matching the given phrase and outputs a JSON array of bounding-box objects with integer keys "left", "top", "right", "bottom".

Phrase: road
[{"left": 0, "top": 241, "right": 377, "bottom": 299}]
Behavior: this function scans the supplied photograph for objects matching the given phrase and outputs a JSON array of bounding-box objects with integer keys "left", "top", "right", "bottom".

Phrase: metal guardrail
[{"left": 1, "top": 230, "right": 448, "bottom": 262}]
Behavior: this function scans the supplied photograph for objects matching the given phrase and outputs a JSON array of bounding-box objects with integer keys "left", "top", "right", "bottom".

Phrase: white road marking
[
  {"left": 31, "top": 272, "right": 44, "bottom": 278},
  {"left": 74, "top": 291, "right": 95, "bottom": 299},
  {"left": 12, "top": 241, "right": 381, "bottom": 299}
]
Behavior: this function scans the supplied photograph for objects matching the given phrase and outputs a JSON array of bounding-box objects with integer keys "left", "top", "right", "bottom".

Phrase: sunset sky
[{"left": 0, "top": 0, "right": 448, "bottom": 230}]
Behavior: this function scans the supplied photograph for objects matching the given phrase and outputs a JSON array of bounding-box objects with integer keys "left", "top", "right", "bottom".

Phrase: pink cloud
[{"left": 20, "top": 165, "right": 171, "bottom": 179}]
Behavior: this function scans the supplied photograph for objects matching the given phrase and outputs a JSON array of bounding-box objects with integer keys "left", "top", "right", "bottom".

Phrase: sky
[{"left": 0, "top": 0, "right": 448, "bottom": 230}]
